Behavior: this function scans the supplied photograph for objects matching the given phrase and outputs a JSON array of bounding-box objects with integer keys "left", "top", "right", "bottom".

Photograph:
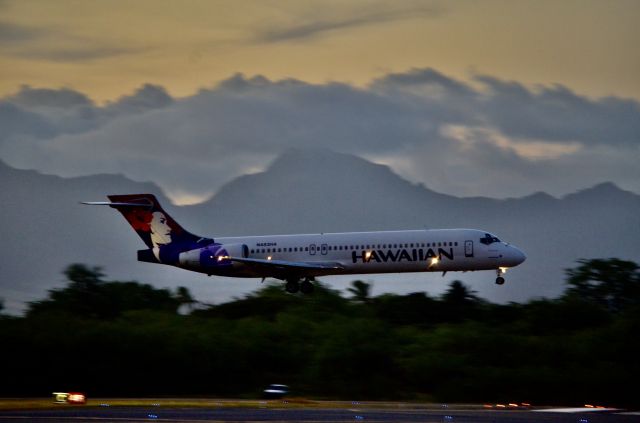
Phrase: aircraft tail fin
[{"left": 83, "top": 194, "right": 202, "bottom": 249}]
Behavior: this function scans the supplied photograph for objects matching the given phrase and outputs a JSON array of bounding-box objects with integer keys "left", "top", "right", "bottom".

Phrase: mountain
[
  {"left": 1, "top": 151, "right": 639, "bottom": 314},
  {"left": 184, "top": 149, "right": 457, "bottom": 236}
]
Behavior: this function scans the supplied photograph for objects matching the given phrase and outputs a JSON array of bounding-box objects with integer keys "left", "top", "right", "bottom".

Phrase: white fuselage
[
  {"left": 86, "top": 194, "right": 526, "bottom": 288},
  {"left": 212, "top": 228, "right": 525, "bottom": 278}
]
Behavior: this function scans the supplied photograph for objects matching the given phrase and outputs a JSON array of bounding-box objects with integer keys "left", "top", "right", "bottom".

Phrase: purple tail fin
[{"left": 106, "top": 194, "right": 201, "bottom": 249}]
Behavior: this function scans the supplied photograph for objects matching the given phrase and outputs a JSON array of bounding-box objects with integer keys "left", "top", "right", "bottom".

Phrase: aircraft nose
[{"left": 508, "top": 246, "right": 526, "bottom": 266}]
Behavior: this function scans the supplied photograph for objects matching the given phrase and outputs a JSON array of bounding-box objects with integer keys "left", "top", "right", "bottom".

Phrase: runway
[{"left": 1, "top": 405, "right": 638, "bottom": 423}]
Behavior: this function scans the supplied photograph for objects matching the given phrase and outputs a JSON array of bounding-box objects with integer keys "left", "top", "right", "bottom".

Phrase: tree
[
  {"left": 64, "top": 263, "right": 105, "bottom": 287},
  {"left": 27, "top": 264, "right": 106, "bottom": 317},
  {"left": 347, "top": 280, "right": 371, "bottom": 303},
  {"left": 27, "top": 264, "right": 183, "bottom": 318},
  {"left": 564, "top": 258, "right": 640, "bottom": 312},
  {"left": 175, "top": 286, "right": 196, "bottom": 312},
  {"left": 441, "top": 280, "right": 479, "bottom": 305},
  {"left": 438, "top": 281, "right": 483, "bottom": 323}
]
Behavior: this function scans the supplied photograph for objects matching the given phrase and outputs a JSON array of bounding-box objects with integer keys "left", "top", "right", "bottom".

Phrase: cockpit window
[{"left": 480, "top": 233, "right": 501, "bottom": 245}]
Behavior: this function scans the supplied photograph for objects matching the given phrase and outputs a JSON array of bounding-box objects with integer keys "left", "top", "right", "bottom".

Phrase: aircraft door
[
  {"left": 321, "top": 244, "right": 328, "bottom": 255},
  {"left": 464, "top": 240, "right": 474, "bottom": 257},
  {"left": 309, "top": 244, "right": 317, "bottom": 255}
]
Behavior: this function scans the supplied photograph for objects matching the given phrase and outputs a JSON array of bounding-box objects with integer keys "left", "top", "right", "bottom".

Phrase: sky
[{"left": 1, "top": 0, "right": 639, "bottom": 204}]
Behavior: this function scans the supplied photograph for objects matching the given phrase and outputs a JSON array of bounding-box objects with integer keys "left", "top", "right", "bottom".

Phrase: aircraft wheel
[
  {"left": 285, "top": 280, "right": 300, "bottom": 293},
  {"left": 300, "top": 280, "right": 315, "bottom": 294},
  {"left": 495, "top": 276, "right": 505, "bottom": 285}
]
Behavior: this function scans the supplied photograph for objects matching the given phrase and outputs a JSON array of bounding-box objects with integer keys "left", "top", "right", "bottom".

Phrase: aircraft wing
[{"left": 225, "top": 256, "right": 345, "bottom": 278}]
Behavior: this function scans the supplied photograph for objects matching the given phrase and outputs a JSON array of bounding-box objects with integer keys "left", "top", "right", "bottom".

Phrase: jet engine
[{"left": 179, "top": 243, "right": 248, "bottom": 269}]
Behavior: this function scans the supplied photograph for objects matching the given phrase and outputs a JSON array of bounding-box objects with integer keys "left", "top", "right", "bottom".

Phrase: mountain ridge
[{"left": 1, "top": 151, "right": 638, "bottom": 314}]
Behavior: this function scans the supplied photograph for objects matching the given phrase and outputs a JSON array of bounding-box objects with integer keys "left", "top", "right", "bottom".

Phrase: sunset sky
[
  {"left": 1, "top": 0, "right": 639, "bottom": 203},
  {"left": 2, "top": 0, "right": 638, "bottom": 101}
]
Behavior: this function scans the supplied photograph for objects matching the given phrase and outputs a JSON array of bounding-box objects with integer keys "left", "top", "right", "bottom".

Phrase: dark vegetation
[{"left": 1, "top": 259, "right": 638, "bottom": 407}]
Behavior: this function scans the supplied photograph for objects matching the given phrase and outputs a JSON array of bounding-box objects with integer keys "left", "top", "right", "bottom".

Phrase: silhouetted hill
[{"left": 1, "top": 152, "right": 639, "bottom": 314}]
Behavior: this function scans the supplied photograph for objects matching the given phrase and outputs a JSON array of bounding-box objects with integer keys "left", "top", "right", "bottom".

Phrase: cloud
[
  {"left": 8, "top": 85, "right": 93, "bottom": 108},
  {"left": 253, "top": 4, "right": 442, "bottom": 44},
  {"left": 0, "top": 21, "right": 46, "bottom": 42},
  {"left": 12, "top": 45, "right": 145, "bottom": 62},
  {"left": 0, "top": 68, "right": 638, "bottom": 202},
  {"left": 473, "top": 75, "right": 640, "bottom": 146},
  {"left": 0, "top": 20, "right": 145, "bottom": 62}
]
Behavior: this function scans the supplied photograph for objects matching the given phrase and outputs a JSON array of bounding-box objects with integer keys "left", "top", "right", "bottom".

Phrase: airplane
[{"left": 83, "top": 194, "right": 526, "bottom": 294}]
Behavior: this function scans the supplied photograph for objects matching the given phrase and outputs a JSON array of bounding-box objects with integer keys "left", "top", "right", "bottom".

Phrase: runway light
[
  {"left": 67, "top": 393, "right": 86, "bottom": 404},
  {"left": 429, "top": 257, "right": 439, "bottom": 268},
  {"left": 365, "top": 251, "right": 372, "bottom": 260},
  {"left": 267, "top": 256, "right": 272, "bottom": 260}
]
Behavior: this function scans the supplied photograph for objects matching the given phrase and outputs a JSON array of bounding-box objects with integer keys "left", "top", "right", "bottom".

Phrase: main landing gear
[
  {"left": 285, "top": 278, "right": 315, "bottom": 294},
  {"left": 495, "top": 267, "right": 506, "bottom": 285}
]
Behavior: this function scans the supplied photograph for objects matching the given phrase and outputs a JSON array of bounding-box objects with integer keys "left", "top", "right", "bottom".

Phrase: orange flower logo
[{"left": 123, "top": 209, "right": 153, "bottom": 232}]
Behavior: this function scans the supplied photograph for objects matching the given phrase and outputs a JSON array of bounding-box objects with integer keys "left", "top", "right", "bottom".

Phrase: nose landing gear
[{"left": 495, "top": 267, "right": 507, "bottom": 285}]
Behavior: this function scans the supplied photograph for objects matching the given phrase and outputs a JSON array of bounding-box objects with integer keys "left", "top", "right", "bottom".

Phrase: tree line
[{"left": 1, "top": 259, "right": 638, "bottom": 407}]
